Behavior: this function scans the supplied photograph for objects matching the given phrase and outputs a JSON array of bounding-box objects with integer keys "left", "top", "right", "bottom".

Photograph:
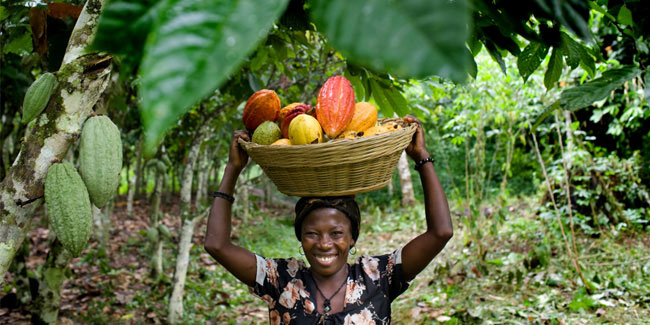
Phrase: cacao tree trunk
[
  {"left": 397, "top": 151, "right": 415, "bottom": 207},
  {"left": 31, "top": 239, "right": 72, "bottom": 324},
  {"left": 194, "top": 147, "right": 209, "bottom": 208},
  {"left": 126, "top": 137, "right": 141, "bottom": 218},
  {"left": 168, "top": 124, "right": 209, "bottom": 323},
  {"left": 150, "top": 172, "right": 164, "bottom": 278},
  {"left": 0, "top": 0, "right": 110, "bottom": 283},
  {"left": 92, "top": 206, "right": 106, "bottom": 247},
  {"left": 235, "top": 173, "right": 249, "bottom": 222},
  {"left": 167, "top": 211, "right": 206, "bottom": 323}
]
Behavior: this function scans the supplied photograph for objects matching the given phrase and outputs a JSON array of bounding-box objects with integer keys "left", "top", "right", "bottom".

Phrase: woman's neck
[{"left": 311, "top": 263, "right": 349, "bottom": 287}]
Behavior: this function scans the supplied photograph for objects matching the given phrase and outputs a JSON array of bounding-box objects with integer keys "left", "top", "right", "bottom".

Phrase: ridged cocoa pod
[
  {"left": 45, "top": 162, "right": 93, "bottom": 257},
  {"left": 79, "top": 116, "right": 123, "bottom": 208},
  {"left": 345, "top": 102, "right": 378, "bottom": 132},
  {"left": 22, "top": 72, "right": 58, "bottom": 124},
  {"left": 279, "top": 102, "right": 303, "bottom": 121},
  {"left": 316, "top": 76, "right": 356, "bottom": 138},
  {"left": 242, "top": 89, "right": 281, "bottom": 132}
]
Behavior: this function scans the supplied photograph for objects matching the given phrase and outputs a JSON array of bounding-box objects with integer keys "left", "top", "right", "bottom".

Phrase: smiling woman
[{"left": 204, "top": 116, "right": 453, "bottom": 324}]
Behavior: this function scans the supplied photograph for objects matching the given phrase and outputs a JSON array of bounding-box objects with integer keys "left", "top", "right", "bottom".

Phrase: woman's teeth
[{"left": 317, "top": 255, "right": 336, "bottom": 263}]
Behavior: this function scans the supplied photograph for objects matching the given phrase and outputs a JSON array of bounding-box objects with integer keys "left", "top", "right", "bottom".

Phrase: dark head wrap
[{"left": 294, "top": 196, "right": 361, "bottom": 243}]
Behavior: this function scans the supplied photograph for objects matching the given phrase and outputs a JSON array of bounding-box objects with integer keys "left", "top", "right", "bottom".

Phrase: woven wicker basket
[{"left": 238, "top": 118, "right": 417, "bottom": 197}]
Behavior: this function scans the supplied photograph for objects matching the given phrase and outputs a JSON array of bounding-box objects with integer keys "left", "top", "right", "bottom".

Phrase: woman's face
[{"left": 301, "top": 207, "right": 355, "bottom": 277}]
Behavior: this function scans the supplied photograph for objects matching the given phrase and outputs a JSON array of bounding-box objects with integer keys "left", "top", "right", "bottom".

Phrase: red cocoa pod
[
  {"left": 281, "top": 104, "right": 312, "bottom": 138},
  {"left": 278, "top": 102, "right": 303, "bottom": 121},
  {"left": 242, "top": 89, "right": 281, "bottom": 132},
  {"left": 316, "top": 76, "right": 355, "bottom": 138}
]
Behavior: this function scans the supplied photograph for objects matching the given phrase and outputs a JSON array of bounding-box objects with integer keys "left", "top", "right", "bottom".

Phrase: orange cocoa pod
[
  {"left": 271, "top": 138, "right": 291, "bottom": 146},
  {"left": 345, "top": 102, "right": 378, "bottom": 132},
  {"left": 242, "top": 89, "right": 281, "bottom": 132},
  {"left": 316, "top": 76, "right": 355, "bottom": 138}
]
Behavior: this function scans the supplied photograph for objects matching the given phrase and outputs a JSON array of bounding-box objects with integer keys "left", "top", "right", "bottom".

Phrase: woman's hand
[
  {"left": 228, "top": 130, "right": 250, "bottom": 172},
  {"left": 404, "top": 115, "right": 429, "bottom": 162}
]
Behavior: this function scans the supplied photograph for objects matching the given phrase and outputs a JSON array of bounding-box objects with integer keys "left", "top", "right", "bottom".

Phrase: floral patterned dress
[{"left": 250, "top": 248, "right": 410, "bottom": 324}]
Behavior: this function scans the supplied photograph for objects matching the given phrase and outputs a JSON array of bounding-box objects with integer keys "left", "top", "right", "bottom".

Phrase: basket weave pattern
[{"left": 239, "top": 118, "right": 417, "bottom": 197}]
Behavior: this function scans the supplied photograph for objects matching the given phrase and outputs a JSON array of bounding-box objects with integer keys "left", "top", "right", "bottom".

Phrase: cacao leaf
[
  {"left": 617, "top": 5, "right": 633, "bottom": 26},
  {"left": 139, "top": 0, "right": 289, "bottom": 157},
  {"left": 369, "top": 79, "right": 394, "bottom": 118},
  {"left": 344, "top": 69, "right": 365, "bottom": 102},
  {"left": 93, "top": 0, "right": 163, "bottom": 66},
  {"left": 559, "top": 32, "right": 581, "bottom": 69},
  {"left": 517, "top": 41, "right": 548, "bottom": 83},
  {"left": 559, "top": 66, "right": 642, "bottom": 111},
  {"left": 310, "top": 0, "right": 471, "bottom": 82},
  {"left": 383, "top": 86, "right": 409, "bottom": 118},
  {"left": 544, "top": 47, "right": 563, "bottom": 90}
]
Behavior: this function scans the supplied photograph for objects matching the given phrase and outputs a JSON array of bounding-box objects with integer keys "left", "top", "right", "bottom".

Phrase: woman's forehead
[{"left": 302, "top": 207, "right": 350, "bottom": 228}]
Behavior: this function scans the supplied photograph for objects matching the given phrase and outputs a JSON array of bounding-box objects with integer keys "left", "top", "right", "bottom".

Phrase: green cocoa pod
[
  {"left": 161, "top": 154, "right": 172, "bottom": 166},
  {"left": 22, "top": 72, "right": 58, "bottom": 124},
  {"left": 155, "top": 160, "right": 167, "bottom": 175},
  {"left": 147, "top": 227, "right": 159, "bottom": 244},
  {"left": 45, "top": 162, "right": 93, "bottom": 257},
  {"left": 158, "top": 224, "right": 172, "bottom": 239},
  {"left": 79, "top": 116, "right": 123, "bottom": 208}
]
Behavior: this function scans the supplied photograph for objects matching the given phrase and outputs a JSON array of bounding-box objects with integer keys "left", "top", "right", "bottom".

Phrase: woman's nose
[{"left": 317, "top": 235, "right": 333, "bottom": 249}]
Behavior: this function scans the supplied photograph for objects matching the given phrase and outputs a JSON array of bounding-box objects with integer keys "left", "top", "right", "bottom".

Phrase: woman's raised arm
[
  {"left": 204, "top": 131, "right": 258, "bottom": 287},
  {"left": 400, "top": 116, "right": 453, "bottom": 281}
]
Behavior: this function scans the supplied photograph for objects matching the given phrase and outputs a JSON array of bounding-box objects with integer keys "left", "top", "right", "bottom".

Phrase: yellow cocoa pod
[{"left": 289, "top": 114, "right": 323, "bottom": 145}]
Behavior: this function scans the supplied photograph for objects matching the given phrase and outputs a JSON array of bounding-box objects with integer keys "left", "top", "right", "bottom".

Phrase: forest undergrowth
[{"left": 1, "top": 195, "right": 648, "bottom": 324}]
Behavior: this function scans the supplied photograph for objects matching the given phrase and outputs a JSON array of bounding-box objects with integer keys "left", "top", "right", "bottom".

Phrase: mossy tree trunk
[
  {"left": 150, "top": 172, "right": 165, "bottom": 278},
  {"left": 0, "top": 0, "right": 111, "bottom": 283}
]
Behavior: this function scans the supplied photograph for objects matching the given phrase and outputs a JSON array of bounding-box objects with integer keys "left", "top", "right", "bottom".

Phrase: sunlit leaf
[
  {"left": 616, "top": 5, "right": 633, "bottom": 26},
  {"left": 139, "top": 0, "right": 289, "bottom": 156},
  {"left": 310, "top": 0, "right": 471, "bottom": 82},
  {"left": 560, "top": 66, "right": 641, "bottom": 111}
]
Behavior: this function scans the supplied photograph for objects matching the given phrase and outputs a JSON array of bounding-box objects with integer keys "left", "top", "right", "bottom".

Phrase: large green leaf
[
  {"left": 560, "top": 66, "right": 641, "bottom": 110},
  {"left": 310, "top": 0, "right": 471, "bottom": 82},
  {"left": 93, "top": 0, "right": 163, "bottom": 63},
  {"left": 139, "top": 0, "right": 289, "bottom": 156},
  {"left": 544, "top": 47, "right": 563, "bottom": 90},
  {"left": 517, "top": 41, "right": 548, "bottom": 82}
]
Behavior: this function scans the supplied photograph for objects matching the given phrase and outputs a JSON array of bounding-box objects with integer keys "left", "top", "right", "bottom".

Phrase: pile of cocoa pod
[{"left": 242, "top": 75, "right": 402, "bottom": 146}]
